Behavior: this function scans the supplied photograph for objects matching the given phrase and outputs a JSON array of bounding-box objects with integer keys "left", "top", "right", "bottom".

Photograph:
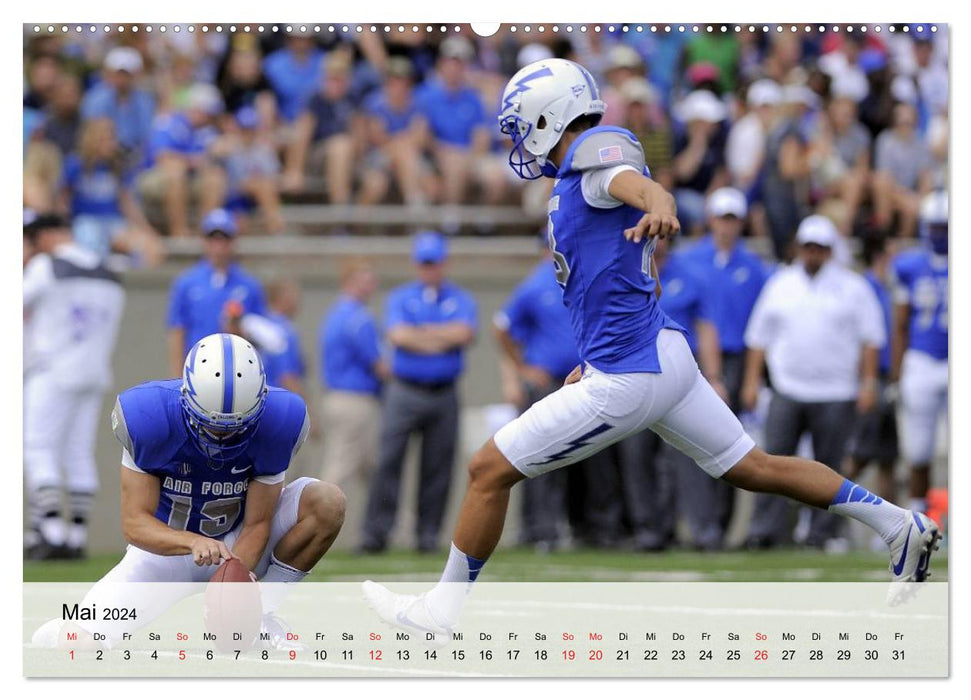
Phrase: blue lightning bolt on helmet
[
  {"left": 498, "top": 58, "right": 606, "bottom": 180},
  {"left": 919, "top": 190, "right": 948, "bottom": 256},
  {"left": 181, "top": 333, "right": 268, "bottom": 465}
]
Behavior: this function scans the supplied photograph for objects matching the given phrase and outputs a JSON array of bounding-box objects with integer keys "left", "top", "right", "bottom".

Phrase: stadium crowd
[
  {"left": 24, "top": 23, "right": 947, "bottom": 247},
  {"left": 23, "top": 24, "right": 948, "bottom": 559}
]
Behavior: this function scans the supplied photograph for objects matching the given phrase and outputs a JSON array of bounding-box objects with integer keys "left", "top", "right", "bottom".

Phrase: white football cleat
[
  {"left": 30, "top": 619, "right": 63, "bottom": 648},
  {"left": 886, "top": 511, "right": 942, "bottom": 606},
  {"left": 362, "top": 580, "right": 452, "bottom": 646}
]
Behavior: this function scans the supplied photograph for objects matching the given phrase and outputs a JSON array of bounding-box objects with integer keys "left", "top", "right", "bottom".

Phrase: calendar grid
[{"left": 24, "top": 582, "right": 948, "bottom": 677}]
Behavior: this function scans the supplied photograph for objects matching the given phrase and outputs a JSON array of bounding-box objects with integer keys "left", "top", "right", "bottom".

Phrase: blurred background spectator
[
  {"left": 671, "top": 89, "right": 729, "bottom": 236},
  {"left": 319, "top": 258, "right": 387, "bottom": 492},
  {"left": 415, "top": 36, "right": 490, "bottom": 208},
  {"left": 165, "top": 208, "right": 267, "bottom": 376},
  {"left": 81, "top": 47, "right": 156, "bottom": 178},
  {"left": 62, "top": 118, "right": 164, "bottom": 266},
  {"left": 358, "top": 57, "right": 436, "bottom": 206},
  {"left": 22, "top": 23, "right": 947, "bottom": 244},
  {"left": 283, "top": 48, "right": 362, "bottom": 205},
  {"left": 264, "top": 35, "right": 324, "bottom": 125},
  {"left": 261, "top": 278, "right": 308, "bottom": 397},
  {"left": 742, "top": 216, "right": 886, "bottom": 550},
  {"left": 613, "top": 234, "right": 726, "bottom": 551},
  {"left": 361, "top": 232, "right": 477, "bottom": 553},
  {"left": 871, "top": 102, "right": 932, "bottom": 238},
  {"left": 222, "top": 106, "right": 286, "bottom": 233},
  {"left": 140, "top": 83, "right": 226, "bottom": 238}
]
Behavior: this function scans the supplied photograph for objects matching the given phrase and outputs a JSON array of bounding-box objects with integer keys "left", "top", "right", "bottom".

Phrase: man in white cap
[
  {"left": 602, "top": 45, "right": 645, "bottom": 126},
  {"left": 672, "top": 90, "right": 729, "bottom": 236},
  {"left": 139, "top": 83, "right": 227, "bottom": 238},
  {"left": 726, "top": 79, "right": 781, "bottom": 193},
  {"left": 741, "top": 214, "right": 886, "bottom": 549},
  {"left": 81, "top": 46, "right": 156, "bottom": 166}
]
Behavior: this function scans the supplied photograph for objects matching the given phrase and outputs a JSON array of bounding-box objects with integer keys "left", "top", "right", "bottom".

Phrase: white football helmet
[
  {"left": 181, "top": 333, "right": 268, "bottom": 462},
  {"left": 498, "top": 58, "right": 606, "bottom": 180},
  {"left": 919, "top": 190, "right": 948, "bottom": 255}
]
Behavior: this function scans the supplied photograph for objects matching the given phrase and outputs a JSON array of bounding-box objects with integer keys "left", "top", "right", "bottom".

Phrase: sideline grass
[{"left": 23, "top": 546, "right": 949, "bottom": 583}]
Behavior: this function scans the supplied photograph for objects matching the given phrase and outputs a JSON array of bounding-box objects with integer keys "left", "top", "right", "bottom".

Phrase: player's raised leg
[{"left": 649, "top": 348, "right": 941, "bottom": 599}]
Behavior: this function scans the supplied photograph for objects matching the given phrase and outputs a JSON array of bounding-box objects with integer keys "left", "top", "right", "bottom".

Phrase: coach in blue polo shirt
[
  {"left": 681, "top": 187, "right": 770, "bottom": 412},
  {"left": 165, "top": 208, "right": 267, "bottom": 376},
  {"left": 493, "top": 246, "right": 580, "bottom": 551},
  {"left": 361, "top": 231, "right": 477, "bottom": 553},
  {"left": 319, "top": 258, "right": 386, "bottom": 492},
  {"left": 679, "top": 187, "right": 770, "bottom": 546}
]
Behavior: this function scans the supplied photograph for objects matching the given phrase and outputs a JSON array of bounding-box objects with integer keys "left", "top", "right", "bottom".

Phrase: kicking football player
[
  {"left": 33, "top": 333, "right": 345, "bottom": 649},
  {"left": 890, "top": 191, "right": 948, "bottom": 516},
  {"left": 363, "top": 59, "right": 940, "bottom": 634}
]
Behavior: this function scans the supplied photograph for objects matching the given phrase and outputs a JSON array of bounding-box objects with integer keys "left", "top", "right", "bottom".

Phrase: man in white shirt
[
  {"left": 741, "top": 215, "right": 885, "bottom": 549},
  {"left": 23, "top": 215, "right": 126, "bottom": 559}
]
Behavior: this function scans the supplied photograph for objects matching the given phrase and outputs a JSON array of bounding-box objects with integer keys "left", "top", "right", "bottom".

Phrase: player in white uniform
[
  {"left": 363, "top": 59, "right": 941, "bottom": 633},
  {"left": 23, "top": 215, "right": 126, "bottom": 559}
]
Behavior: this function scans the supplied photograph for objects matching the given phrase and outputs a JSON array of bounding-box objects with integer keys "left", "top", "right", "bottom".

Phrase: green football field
[{"left": 23, "top": 546, "right": 949, "bottom": 583}]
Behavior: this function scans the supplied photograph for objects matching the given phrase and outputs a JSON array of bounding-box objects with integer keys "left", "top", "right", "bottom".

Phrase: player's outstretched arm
[
  {"left": 232, "top": 479, "right": 284, "bottom": 572},
  {"left": 120, "top": 467, "right": 234, "bottom": 565},
  {"left": 607, "top": 170, "right": 680, "bottom": 243}
]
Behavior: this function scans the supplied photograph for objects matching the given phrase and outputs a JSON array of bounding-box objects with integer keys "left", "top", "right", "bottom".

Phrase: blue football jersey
[
  {"left": 548, "top": 125, "right": 684, "bottom": 373},
  {"left": 891, "top": 249, "right": 948, "bottom": 360},
  {"left": 111, "top": 379, "right": 310, "bottom": 538}
]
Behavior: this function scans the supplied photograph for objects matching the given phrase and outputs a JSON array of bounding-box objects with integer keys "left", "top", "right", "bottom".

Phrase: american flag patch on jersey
[{"left": 598, "top": 145, "right": 623, "bottom": 164}]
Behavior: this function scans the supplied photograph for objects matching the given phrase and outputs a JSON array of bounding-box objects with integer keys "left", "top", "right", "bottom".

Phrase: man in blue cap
[
  {"left": 165, "top": 208, "right": 268, "bottom": 377},
  {"left": 360, "top": 231, "right": 478, "bottom": 553}
]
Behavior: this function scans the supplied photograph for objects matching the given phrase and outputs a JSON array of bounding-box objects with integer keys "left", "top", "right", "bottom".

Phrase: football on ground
[{"left": 204, "top": 559, "right": 261, "bottom": 652}]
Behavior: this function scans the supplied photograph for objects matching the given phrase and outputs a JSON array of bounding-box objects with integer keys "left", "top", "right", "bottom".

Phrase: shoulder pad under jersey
[
  {"left": 249, "top": 388, "right": 310, "bottom": 475},
  {"left": 569, "top": 127, "right": 646, "bottom": 175},
  {"left": 112, "top": 380, "right": 185, "bottom": 469}
]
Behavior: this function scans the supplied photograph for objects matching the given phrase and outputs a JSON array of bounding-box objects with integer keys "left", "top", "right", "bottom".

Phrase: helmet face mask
[
  {"left": 180, "top": 395, "right": 266, "bottom": 463},
  {"left": 497, "top": 58, "right": 606, "bottom": 181},
  {"left": 180, "top": 333, "right": 268, "bottom": 466},
  {"left": 499, "top": 114, "right": 544, "bottom": 180}
]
